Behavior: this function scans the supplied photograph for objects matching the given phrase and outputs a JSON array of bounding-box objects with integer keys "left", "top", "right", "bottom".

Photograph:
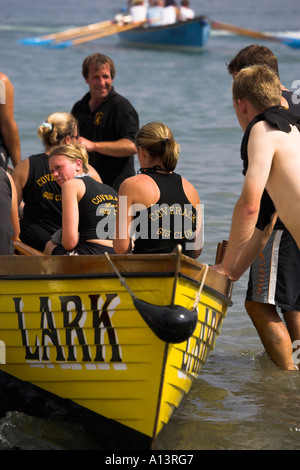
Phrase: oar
[
  {"left": 211, "top": 21, "right": 300, "bottom": 49},
  {"left": 14, "top": 240, "right": 45, "bottom": 256},
  {"left": 104, "top": 252, "right": 209, "bottom": 344},
  {"left": 19, "top": 19, "right": 114, "bottom": 46},
  {"left": 50, "top": 21, "right": 146, "bottom": 48}
]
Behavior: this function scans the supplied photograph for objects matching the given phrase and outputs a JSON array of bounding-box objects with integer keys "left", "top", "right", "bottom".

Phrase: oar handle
[{"left": 211, "top": 20, "right": 300, "bottom": 49}]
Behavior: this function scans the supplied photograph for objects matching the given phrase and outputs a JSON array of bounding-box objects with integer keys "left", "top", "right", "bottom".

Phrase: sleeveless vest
[
  {"left": 241, "top": 106, "right": 300, "bottom": 230},
  {"left": 77, "top": 176, "right": 117, "bottom": 240},
  {"left": 22, "top": 153, "right": 62, "bottom": 232},
  {"left": 133, "top": 172, "right": 198, "bottom": 257}
]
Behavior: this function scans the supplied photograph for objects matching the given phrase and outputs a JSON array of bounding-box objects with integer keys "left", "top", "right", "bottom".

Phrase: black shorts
[
  {"left": 246, "top": 228, "right": 300, "bottom": 312},
  {"left": 52, "top": 241, "right": 115, "bottom": 256}
]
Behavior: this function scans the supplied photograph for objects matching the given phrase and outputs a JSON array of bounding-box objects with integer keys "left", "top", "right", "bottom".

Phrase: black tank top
[
  {"left": 77, "top": 175, "right": 118, "bottom": 240},
  {"left": 0, "top": 168, "right": 14, "bottom": 254},
  {"left": 241, "top": 106, "right": 300, "bottom": 230},
  {"left": 132, "top": 172, "right": 198, "bottom": 257},
  {"left": 22, "top": 153, "right": 62, "bottom": 232}
]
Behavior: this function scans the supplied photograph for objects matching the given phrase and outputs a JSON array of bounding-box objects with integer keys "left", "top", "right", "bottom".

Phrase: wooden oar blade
[
  {"left": 18, "top": 19, "right": 115, "bottom": 46},
  {"left": 211, "top": 20, "right": 300, "bottom": 49},
  {"left": 48, "top": 21, "right": 147, "bottom": 48},
  {"left": 133, "top": 298, "right": 197, "bottom": 344}
]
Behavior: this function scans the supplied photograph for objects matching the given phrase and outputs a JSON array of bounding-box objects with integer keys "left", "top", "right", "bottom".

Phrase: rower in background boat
[
  {"left": 147, "top": 0, "right": 164, "bottom": 26},
  {"left": 162, "top": 0, "right": 179, "bottom": 24},
  {"left": 129, "top": 0, "right": 148, "bottom": 22},
  {"left": 179, "top": 0, "right": 195, "bottom": 21}
]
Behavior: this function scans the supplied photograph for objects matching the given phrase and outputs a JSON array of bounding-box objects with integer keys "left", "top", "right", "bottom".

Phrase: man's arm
[
  {"left": 78, "top": 136, "right": 137, "bottom": 157},
  {"left": 0, "top": 74, "right": 21, "bottom": 167},
  {"left": 229, "top": 213, "right": 277, "bottom": 281},
  {"left": 212, "top": 122, "right": 276, "bottom": 278}
]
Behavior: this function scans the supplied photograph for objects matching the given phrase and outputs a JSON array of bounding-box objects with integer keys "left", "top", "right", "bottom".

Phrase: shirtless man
[
  {"left": 0, "top": 72, "right": 21, "bottom": 169},
  {"left": 213, "top": 65, "right": 300, "bottom": 369}
]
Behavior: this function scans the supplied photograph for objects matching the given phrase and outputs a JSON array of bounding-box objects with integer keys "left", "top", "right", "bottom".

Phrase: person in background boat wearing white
[
  {"left": 0, "top": 167, "right": 19, "bottom": 254},
  {"left": 162, "top": 0, "right": 179, "bottom": 25},
  {"left": 0, "top": 72, "right": 21, "bottom": 169},
  {"left": 113, "top": 122, "right": 202, "bottom": 258},
  {"left": 147, "top": 0, "right": 164, "bottom": 25},
  {"left": 71, "top": 53, "right": 139, "bottom": 192},
  {"left": 179, "top": 0, "right": 195, "bottom": 21},
  {"left": 129, "top": 0, "right": 148, "bottom": 22},
  {"left": 12, "top": 112, "right": 100, "bottom": 252},
  {"left": 212, "top": 65, "right": 300, "bottom": 369},
  {"left": 226, "top": 44, "right": 300, "bottom": 371},
  {"left": 45, "top": 143, "right": 117, "bottom": 256}
]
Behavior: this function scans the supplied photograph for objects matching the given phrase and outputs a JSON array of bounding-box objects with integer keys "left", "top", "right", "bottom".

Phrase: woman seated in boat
[
  {"left": 147, "top": 0, "right": 164, "bottom": 26},
  {"left": 113, "top": 122, "right": 202, "bottom": 259},
  {"left": 0, "top": 168, "right": 19, "bottom": 254},
  {"left": 162, "top": 0, "right": 179, "bottom": 25},
  {"left": 179, "top": 0, "right": 195, "bottom": 21},
  {"left": 129, "top": 0, "right": 148, "bottom": 22},
  {"left": 12, "top": 112, "right": 100, "bottom": 252},
  {"left": 45, "top": 143, "right": 117, "bottom": 256}
]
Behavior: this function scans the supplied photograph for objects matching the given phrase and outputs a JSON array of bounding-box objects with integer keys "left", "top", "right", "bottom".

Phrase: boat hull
[
  {"left": 118, "top": 16, "right": 211, "bottom": 51},
  {"left": 0, "top": 251, "right": 232, "bottom": 449}
]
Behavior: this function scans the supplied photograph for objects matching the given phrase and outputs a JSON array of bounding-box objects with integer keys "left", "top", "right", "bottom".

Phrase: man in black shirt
[{"left": 71, "top": 53, "right": 139, "bottom": 191}]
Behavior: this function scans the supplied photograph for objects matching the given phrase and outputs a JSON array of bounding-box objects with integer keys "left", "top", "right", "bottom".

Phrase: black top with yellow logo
[{"left": 132, "top": 172, "right": 198, "bottom": 258}]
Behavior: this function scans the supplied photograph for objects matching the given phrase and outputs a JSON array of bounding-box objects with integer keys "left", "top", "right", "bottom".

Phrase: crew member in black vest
[
  {"left": 12, "top": 112, "right": 100, "bottom": 251},
  {"left": 224, "top": 44, "right": 300, "bottom": 371},
  {"left": 113, "top": 122, "right": 202, "bottom": 259},
  {"left": 45, "top": 143, "right": 117, "bottom": 256},
  {"left": 212, "top": 64, "right": 300, "bottom": 371}
]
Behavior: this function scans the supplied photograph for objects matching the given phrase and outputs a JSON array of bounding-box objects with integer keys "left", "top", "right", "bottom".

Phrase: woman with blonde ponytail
[
  {"left": 12, "top": 112, "right": 100, "bottom": 251},
  {"left": 114, "top": 122, "right": 202, "bottom": 258}
]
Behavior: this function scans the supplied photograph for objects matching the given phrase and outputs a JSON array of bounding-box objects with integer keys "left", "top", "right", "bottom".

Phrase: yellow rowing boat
[{"left": 0, "top": 244, "right": 232, "bottom": 449}]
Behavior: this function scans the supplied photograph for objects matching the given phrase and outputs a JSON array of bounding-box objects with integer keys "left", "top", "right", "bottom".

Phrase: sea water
[{"left": 1, "top": 0, "right": 300, "bottom": 451}]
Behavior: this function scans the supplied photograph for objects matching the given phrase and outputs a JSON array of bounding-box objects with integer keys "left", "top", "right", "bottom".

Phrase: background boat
[
  {"left": 117, "top": 16, "right": 211, "bottom": 51},
  {"left": 0, "top": 247, "right": 232, "bottom": 449}
]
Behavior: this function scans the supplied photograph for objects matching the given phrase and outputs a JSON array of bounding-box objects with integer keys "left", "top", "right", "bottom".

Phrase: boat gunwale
[
  {"left": 119, "top": 15, "right": 209, "bottom": 35},
  {"left": 0, "top": 268, "right": 233, "bottom": 306}
]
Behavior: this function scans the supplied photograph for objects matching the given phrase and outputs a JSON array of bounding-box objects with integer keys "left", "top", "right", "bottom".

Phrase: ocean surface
[{"left": 1, "top": 0, "right": 300, "bottom": 451}]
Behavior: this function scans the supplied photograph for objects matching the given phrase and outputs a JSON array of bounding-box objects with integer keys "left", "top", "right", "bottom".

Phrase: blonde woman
[
  {"left": 45, "top": 143, "right": 117, "bottom": 255},
  {"left": 113, "top": 122, "right": 202, "bottom": 258},
  {"left": 12, "top": 112, "right": 100, "bottom": 251}
]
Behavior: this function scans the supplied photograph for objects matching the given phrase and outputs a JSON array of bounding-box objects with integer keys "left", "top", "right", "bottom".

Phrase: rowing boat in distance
[
  {"left": 0, "top": 243, "right": 232, "bottom": 449},
  {"left": 117, "top": 16, "right": 211, "bottom": 52}
]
